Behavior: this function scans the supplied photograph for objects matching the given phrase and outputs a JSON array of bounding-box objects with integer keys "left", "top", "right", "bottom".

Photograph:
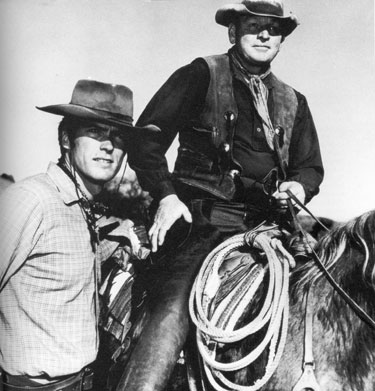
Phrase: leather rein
[
  {"left": 274, "top": 129, "right": 375, "bottom": 330},
  {"left": 273, "top": 130, "right": 375, "bottom": 390}
]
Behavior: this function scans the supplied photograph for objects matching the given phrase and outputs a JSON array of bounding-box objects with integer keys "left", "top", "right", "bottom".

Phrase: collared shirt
[
  {"left": 0, "top": 163, "right": 116, "bottom": 377},
  {"left": 130, "top": 54, "right": 323, "bottom": 203}
]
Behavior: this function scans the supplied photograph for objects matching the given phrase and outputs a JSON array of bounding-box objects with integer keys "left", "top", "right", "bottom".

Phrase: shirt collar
[
  {"left": 228, "top": 48, "right": 274, "bottom": 89},
  {"left": 262, "top": 72, "right": 275, "bottom": 89},
  {"left": 46, "top": 162, "right": 81, "bottom": 205}
]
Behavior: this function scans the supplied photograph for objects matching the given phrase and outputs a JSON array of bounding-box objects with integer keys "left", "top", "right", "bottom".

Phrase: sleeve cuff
[{"left": 154, "top": 180, "right": 176, "bottom": 201}]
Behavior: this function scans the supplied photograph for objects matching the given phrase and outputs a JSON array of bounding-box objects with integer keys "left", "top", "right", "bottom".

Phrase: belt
[{"left": 2, "top": 368, "right": 93, "bottom": 391}]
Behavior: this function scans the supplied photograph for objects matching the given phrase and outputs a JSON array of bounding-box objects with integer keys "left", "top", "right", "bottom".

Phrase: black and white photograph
[{"left": 0, "top": 1, "right": 374, "bottom": 390}]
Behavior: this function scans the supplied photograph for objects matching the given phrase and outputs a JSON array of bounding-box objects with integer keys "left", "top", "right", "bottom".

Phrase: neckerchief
[
  {"left": 58, "top": 160, "right": 109, "bottom": 248},
  {"left": 230, "top": 49, "right": 275, "bottom": 150}
]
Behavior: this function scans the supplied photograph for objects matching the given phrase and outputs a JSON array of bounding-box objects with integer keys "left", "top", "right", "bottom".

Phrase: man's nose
[
  {"left": 258, "top": 29, "right": 270, "bottom": 39},
  {"left": 100, "top": 137, "right": 114, "bottom": 151}
]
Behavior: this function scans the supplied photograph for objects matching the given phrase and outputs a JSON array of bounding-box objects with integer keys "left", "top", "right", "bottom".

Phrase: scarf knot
[{"left": 230, "top": 50, "right": 275, "bottom": 150}]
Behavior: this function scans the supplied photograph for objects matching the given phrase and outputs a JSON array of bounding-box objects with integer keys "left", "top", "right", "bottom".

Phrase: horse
[
  {"left": 96, "top": 192, "right": 375, "bottom": 391},
  {"left": 188, "top": 209, "right": 375, "bottom": 391}
]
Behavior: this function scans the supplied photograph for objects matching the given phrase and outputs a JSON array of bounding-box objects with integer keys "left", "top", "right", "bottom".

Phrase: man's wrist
[{"left": 154, "top": 180, "right": 177, "bottom": 202}]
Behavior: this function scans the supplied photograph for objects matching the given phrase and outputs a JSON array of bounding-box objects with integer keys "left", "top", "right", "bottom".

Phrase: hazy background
[{"left": 0, "top": 0, "right": 374, "bottom": 221}]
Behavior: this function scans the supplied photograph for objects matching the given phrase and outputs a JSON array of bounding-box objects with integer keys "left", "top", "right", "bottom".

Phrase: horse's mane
[
  {"left": 288, "top": 210, "right": 375, "bottom": 390},
  {"left": 292, "top": 209, "right": 375, "bottom": 294}
]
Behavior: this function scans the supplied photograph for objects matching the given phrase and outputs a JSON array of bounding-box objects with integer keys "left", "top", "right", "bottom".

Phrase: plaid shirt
[{"left": 0, "top": 163, "right": 117, "bottom": 377}]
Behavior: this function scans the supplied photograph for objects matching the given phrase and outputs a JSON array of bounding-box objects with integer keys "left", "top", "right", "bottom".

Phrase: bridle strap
[
  {"left": 292, "top": 288, "right": 321, "bottom": 391},
  {"left": 287, "top": 196, "right": 375, "bottom": 330},
  {"left": 303, "top": 289, "right": 315, "bottom": 366}
]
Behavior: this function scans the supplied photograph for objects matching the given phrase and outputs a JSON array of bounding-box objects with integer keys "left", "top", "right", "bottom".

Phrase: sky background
[{"left": 0, "top": 0, "right": 374, "bottom": 222}]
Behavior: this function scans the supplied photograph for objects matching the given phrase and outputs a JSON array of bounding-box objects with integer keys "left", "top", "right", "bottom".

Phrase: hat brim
[
  {"left": 216, "top": 4, "right": 299, "bottom": 36},
  {"left": 37, "top": 104, "right": 160, "bottom": 132}
]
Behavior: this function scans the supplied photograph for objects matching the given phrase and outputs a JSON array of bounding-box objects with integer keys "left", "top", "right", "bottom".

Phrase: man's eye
[
  {"left": 83, "top": 128, "right": 102, "bottom": 136},
  {"left": 269, "top": 25, "right": 280, "bottom": 34},
  {"left": 113, "top": 135, "right": 126, "bottom": 145},
  {"left": 247, "top": 23, "right": 260, "bottom": 32},
  {"left": 87, "top": 128, "right": 101, "bottom": 134}
]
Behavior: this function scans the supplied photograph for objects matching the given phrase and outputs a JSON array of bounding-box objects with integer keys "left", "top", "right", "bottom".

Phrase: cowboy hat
[
  {"left": 37, "top": 79, "right": 159, "bottom": 132},
  {"left": 215, "top": 0, "right": 299, "bottom": 36}
]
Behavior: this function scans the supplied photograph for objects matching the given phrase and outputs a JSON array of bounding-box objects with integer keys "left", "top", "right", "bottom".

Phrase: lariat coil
[{"left": 189, "top": 223, "right": 295, "bottom": 391}]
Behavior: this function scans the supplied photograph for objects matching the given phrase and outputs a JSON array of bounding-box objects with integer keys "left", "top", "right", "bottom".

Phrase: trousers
[{"left": 115, "top": 199, "right": 269, "bottom": 391}]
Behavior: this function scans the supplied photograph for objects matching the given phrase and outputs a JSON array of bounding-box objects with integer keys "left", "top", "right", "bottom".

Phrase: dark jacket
[{"left": 130, "top": 52, "right": 324, "bottom": 206}]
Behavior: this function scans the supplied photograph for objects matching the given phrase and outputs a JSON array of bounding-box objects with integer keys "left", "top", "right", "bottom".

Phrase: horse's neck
[{"left": 311, "top": 271, "right": 375, "bottom": 389}]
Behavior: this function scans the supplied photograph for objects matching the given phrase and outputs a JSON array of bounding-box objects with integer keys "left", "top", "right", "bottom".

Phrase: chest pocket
[
  {"left": 249, "top": 120, "right": 270, "bottom": 152},
  {"left": 234, "top": 85, "right": 271, "bottom": 153}
]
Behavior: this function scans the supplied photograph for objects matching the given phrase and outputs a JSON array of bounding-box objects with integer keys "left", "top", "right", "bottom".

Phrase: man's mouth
[
  {"left": 254, "top": 45, "right": 270, "bottom": 50},
  {"left": 94, "top": 158, "right": 113, "bottom": 163}
]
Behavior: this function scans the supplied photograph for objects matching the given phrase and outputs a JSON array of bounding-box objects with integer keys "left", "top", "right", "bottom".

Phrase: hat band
[
  {"left": 246, "top": 1, "right": 283, "bottom": 17},
  {"left": 73, "top": 104, "right": 134, "bottom": 124},
  {"left": 98, "top": 110, "right": 133, "bottom": 124}
]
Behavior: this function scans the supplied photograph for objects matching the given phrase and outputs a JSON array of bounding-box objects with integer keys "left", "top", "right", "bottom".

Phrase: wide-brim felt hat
[
  {"left": 216, "top": 0, "right": 299, "bottom": 36},
  {"left": 37, "top": 79, "right": 159, "bottom": 132}
]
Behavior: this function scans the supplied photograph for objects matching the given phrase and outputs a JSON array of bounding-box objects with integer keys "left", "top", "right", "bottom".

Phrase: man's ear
[
  {"left": 61, "top": 130, "right": 71, "bottom": 151},
  {"left": 228, "top": 23, "right": 236, "bottom": 45}
]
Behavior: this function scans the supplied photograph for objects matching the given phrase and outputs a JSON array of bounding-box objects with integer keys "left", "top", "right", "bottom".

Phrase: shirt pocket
[{"left": 249, "top": 121, "right": 271, "bottom": 152}]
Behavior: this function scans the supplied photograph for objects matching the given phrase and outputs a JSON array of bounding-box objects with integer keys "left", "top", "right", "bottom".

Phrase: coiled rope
[{"left": 189, "top": 223, "right": 295, "bottom": 391}]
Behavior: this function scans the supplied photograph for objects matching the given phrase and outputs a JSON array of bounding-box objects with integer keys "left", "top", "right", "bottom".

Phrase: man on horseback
[
  {"left": 0, "top": 80, "right": 155, "bottom": 391},
  {"left": 121, "top": 1, "right": 324, "bottom": 389}
]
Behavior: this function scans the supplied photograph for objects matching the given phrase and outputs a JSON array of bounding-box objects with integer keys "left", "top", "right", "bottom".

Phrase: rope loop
[{"left": 189, "top": 223, "right": 295, "bottom": 391}]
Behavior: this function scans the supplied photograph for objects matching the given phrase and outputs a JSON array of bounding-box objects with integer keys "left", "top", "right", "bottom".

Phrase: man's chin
[{"left": 81, "top": 173, "right": 117, "bottom": 191}]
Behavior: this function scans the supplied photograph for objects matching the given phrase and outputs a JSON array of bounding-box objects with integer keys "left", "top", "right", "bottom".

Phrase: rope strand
[{"left": 189, "top": 225, "right": 295, "bottom": 390}]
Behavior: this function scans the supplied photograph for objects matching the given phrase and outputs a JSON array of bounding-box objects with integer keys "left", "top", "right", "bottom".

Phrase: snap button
[
  {"left": 220, "top": 142, "right": 230, "bottom": 153},
  {"left": 228, "top": 169, "right": 240, "bottom": 179}
]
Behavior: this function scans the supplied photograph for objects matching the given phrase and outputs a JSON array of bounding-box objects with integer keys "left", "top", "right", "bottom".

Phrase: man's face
[
  {"left": 65, "top": 122, "right": 127, "bottom": 190},
  {"left": 229, "top": 16, "right": 283, "bottom": 67}
]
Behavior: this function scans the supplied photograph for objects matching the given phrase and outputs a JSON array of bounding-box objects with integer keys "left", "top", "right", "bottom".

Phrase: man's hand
[
  {"left": 272, "top": 181, "right": 306, "bottom": 209},
  {"left": 149, "top": 194, "right": 192, "bottom": 252}
]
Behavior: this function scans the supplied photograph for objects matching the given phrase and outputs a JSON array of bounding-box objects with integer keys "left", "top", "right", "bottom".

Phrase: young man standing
[{"left": 0, "top": 79, "right": 154, "bottom": 391}]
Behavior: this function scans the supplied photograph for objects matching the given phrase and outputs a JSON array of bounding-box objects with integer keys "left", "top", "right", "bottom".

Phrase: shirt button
[{"left": 256, "top": 127, "right": 262, "bottom": 133}]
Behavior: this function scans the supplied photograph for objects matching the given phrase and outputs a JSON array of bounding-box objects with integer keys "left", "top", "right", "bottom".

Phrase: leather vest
[{"left": 173, "top": 54, "right": 298, "bottom": 201}]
